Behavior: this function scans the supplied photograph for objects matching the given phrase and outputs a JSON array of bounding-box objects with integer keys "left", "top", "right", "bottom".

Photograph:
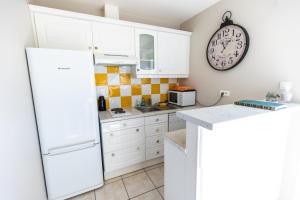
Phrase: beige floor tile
[
  {"left": 123, "top": 172, "right": 155, "bottom": 198},
  {"left": 121, "top": 169, "right": 144, "bottom": 179},
  {"left": 146, "top": 166, "right": 164, "bottom": 188},
  {"left": 95, "top": 180, "right": 128, "bottom": 200},
  {"left": 144, "top": 163, "right": 164, "bottom": 171},
  {"left": 131, "top": 190, "right": 163, "bottom": 200},
  {"left": 68, "top": 191, "right": 95, "bottom": 200},
  {"left": 157, "top": 186, "right": 164, "bottom": 198},
  {"left": 105, "top": 176, "right": 122, "bottom": 184}
]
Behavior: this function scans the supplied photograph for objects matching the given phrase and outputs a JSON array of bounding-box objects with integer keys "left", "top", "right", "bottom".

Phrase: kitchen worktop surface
[
  {"left": 177, "top": 103, "right": 300, "bottom": 130},
  {"left": 99, "top": 104, "right": 200, "bottom": 123}
]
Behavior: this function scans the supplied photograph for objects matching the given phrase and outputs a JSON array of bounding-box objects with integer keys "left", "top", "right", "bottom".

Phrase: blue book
[{"left": 234, "top": 100, "right": 288, "bottom": 111}]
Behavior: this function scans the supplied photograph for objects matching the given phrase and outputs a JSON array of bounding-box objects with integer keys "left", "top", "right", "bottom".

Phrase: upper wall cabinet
[
  {"left": 92, "top": 23, "right": 135, "bottom": 56},
  {"left": 34, "top": 13, "right": 93, "bottom": 51},
  {"left": 135, "top": 29, "right": 158, "bottom": 75},
  {"left": 157, "top": 32, "right": 190, "bottom": 76},
  {"left": 30, "top": 5, "right": 191, "bottom": 78}
]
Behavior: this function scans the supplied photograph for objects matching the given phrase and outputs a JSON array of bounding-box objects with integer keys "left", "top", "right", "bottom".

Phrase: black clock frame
[{"left": 206, "top": 11, "right": 250, "bottom": 71}]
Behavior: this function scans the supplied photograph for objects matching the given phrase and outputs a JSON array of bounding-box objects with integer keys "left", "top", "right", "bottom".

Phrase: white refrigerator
[{"left": 26, "top": 48, "right": 104, "bottom": 200}]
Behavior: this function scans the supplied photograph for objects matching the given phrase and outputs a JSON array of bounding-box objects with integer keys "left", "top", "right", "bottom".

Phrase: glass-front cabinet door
[{"left": 135, "top": 29, "right": 158, "bottom": 75}]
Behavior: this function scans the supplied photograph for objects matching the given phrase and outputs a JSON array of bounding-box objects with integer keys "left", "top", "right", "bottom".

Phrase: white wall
[
  {"left": 0, "top": 1, "right": 46, "bottom": 200},
  {"left": 181, "top": 0, "right": 300, "bottom": 105}
]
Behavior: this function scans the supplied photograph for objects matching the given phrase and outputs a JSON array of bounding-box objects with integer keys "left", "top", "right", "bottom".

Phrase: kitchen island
[{"left": 165, "top": 104, "right": 300, "bottom": 200}]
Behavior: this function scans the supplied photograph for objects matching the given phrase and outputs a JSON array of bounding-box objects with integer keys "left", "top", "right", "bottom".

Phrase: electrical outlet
[{"left": 220, "top": 90, "right": 230, "bottom": 97}]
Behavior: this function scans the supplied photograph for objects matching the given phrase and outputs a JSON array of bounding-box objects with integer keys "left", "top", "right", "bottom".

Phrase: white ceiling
[{"left": 30, "top": 0, "right": 221, "bottom": 28}]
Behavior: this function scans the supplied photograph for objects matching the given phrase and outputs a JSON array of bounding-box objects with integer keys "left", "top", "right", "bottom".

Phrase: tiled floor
[{"left": 69, "top": 162, "right": 164, "bottom": 200}]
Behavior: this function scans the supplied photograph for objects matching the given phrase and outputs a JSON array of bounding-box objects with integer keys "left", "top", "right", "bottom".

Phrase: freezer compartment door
[{"left": 43, "top": 144, "right": 103, "bottom": 200}]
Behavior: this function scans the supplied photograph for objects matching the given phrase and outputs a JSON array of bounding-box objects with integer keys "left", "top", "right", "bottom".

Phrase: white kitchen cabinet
[
  {"left": 104, "top": 144, "right": 145, "bottom": 173},
  {"left": 146, "top": 145, "right": 164, "bottom": 160},
  {"left": 34, "top": 13, "right": 93, "bottom": 51},
  {"left": 135, "top": 29, "right": 158, "bottom": 75},
  {"left": 102, "top": 127, "right": 145, "bottom": 153},
  {"left": 30, "top": 5, "right": 191, "bottom": 78},
  {"left": 158, "top": 32, "right": 190, "bottom": 76},
  {"left": 92, "top": 22, "right": 135, "bottom": 56}
]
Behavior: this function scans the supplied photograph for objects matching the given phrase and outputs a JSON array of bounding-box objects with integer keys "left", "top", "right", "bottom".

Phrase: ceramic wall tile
[{"left": 94, "top": 66, "right": 178, "bottom": 109}]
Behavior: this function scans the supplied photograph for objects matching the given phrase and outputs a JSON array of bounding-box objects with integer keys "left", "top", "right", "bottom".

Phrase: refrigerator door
[
  {"left": 26, "top": 48, "right": 100, "bottom": 154},
  {"left": 43, "top": 144, "right": 103, "bottom": 200}
]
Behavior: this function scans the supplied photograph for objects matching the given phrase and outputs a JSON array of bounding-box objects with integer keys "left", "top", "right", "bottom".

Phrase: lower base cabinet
[
  {"left": 101, "top": 114, "right": 168, "bottom": 175},
  {"left": 104, "top": 144, "right": 145, "bottom": 172}
]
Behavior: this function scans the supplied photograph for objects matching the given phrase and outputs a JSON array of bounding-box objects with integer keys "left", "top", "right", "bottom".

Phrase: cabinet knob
[
  {"left": 155, "top": 118, "right": 159, "bottom": 122},
  {"left": 137, "top": 147, "right": 140, "bottom": 150},
  {"left": 136, "top": 128, "right": 139, "bottom": 132},
  {"left": 137, "top": 69, "right": 140, "bottom": 72},
  {"left": 156, "top": 140, "right": 160, "bottom": 144},
  {"left": 156, "top": 129, "right": 159, "bottom": 133},
  {"left": 94, "top": 46, "right": 99, "bottom": 50},
  {"left": 156, "top": 151, "right": 160, "bottom": 155},
  {"left": 88, "top": 46, "right": 92, "bottom": 50},
  {"left": 123, "top": 123, "right": 127, "bottom": 127},
  {"left": 110, "top": 133, "right": 114, "bottom": 136},
  {"left": 111, "top": 153, "right": 115, "bottom": 157}
]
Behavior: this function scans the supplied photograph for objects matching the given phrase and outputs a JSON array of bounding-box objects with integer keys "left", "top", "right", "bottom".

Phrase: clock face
[{"left": 207, "top": 24, "right": 249, "bottom": 71}]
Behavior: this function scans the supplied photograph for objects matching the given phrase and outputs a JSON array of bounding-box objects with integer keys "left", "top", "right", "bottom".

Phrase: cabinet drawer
[
  {"left": 146, "top": 146, "right": 164, "bottom": 160},
  {"left": 102, "top": 127, "right": 145, "bottom": 153},
  {"left": 145, "top": 114, "right": 168, "bottom": 125},
  {"left": 146, "top": 134, "right": 164, "bottom": 148},
  {"left": 102, "top": 118, "right": 144, "bottom": 132},
  {"left": 104, "top": 145, "right": 145, "bottom": 172},
  {"left": 145, "top": 122, "right": 168, "bottom": 137}
]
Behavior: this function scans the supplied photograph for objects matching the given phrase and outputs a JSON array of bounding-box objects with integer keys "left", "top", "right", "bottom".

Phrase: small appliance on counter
[
  {"left": 168, "top": 86, "right": 196, "bottom": 107},
  {"left": 98, "top": 96, "right": 107, "bottom": 111}
]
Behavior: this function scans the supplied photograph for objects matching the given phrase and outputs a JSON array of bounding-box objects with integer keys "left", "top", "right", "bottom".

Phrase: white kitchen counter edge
[
  {"left": 176, "top": 103, "right": 300, "bottom": 130},
  {"left": 99, "top": 105, "right": 200, "bottom": 123}
]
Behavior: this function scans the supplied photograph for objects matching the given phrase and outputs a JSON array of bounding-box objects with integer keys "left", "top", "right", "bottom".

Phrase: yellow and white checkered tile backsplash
[{"left": 95, "top": 66, "right": 178, "bottom": 109}]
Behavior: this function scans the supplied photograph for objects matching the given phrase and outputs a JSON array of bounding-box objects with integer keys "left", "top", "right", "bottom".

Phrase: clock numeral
[
  {"left": 210, "top": 48, "right": 215, "bottom": 54},
  {"left": 228, "top": 57, "right": 234, "bottom": 64},
  {"left": 221, "top": 61, "right": 227, "bottom": 68},
  {"left": 237, "top": 41, "right": 243, "bottom": 49},
  {"left": 212, "top": 40, "right": 217, "bottom": 47},
  {"left": 211, "top": 55, "right": 216, "bottom": 61},
  {"left": 232, "top": 29, "right": 235, "bottom": 37},
  {"left": 223, "top": 28, "right": 230, "bottom": 37},
  {"left": 236, "top": 33, "right": 242, "bottom": 38},
  {"left": 217, "top": 33, "right": 222, "bottom": 40},
  {"left": 234, "top": 51, "right": 240, "bottom": 57}
]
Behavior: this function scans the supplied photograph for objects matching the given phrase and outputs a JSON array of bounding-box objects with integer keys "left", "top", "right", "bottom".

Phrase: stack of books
[{"left": 234, "top": 100, "right": 288, "bottom": 111}]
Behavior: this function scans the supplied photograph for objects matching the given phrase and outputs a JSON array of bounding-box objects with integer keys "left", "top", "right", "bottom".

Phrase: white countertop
[
  {"left": 177, "top": 103, "right": 300, "bottom": 130},
  {"left": 99, "top": 104, "right": 200, "bottom": 123}
]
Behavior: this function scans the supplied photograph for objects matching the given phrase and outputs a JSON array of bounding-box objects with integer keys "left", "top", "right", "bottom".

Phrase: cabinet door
[
  {"left": 93, "top": 22, "right": 135, "bottom": 56},
  {"left": 158, "top": 32, "right": 190, "bottom": 75},
  {"left": 34, "top": 13, "right": 93, "bottom": 51},
  {"left": 135, "top": 29, "right": 158, "bottom": 74}
]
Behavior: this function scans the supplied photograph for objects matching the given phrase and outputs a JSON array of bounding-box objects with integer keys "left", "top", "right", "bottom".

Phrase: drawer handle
[
  {"left": 110, "top": 133, "right": 114, "bottom": 136},
  {"left": 155, "top": 118, "right": 159, "bottom": 122},
  {"left": 136, "top": 128, "right": 139, "bottom": 132},
  {"left": 111, "top": 153, "right": 115, "bottom": 157},
  {"left": 156, "top": 151, "right": 160, "bottom": 155},
  {"left": 156, "top": 140, "right": 160, "bottom": 144},
  {"left": 137, "top": 147, "right": 140, "bottom": 150},
  {"left": 156, "top": 128, "right": 160, "bottom": 133}
]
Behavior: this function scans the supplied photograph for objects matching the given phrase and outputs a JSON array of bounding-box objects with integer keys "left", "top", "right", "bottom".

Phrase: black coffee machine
[{"left": 98, "top": 96, "right": 106, "bottom": 111}]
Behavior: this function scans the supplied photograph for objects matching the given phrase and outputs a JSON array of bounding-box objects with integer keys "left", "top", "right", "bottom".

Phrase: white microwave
[{"left": 168, "top": 90, "right": 196, "bottom": 107}]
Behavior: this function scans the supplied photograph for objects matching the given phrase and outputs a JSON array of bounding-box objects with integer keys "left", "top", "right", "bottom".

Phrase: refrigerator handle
[{"left": 48, "top": 139, "right": 98, "bottom": 156}]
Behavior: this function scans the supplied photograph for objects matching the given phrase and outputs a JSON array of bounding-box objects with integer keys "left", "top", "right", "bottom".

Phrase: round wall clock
[{"left": 207, "top": 11, "right": 250, "bottom": 71}]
